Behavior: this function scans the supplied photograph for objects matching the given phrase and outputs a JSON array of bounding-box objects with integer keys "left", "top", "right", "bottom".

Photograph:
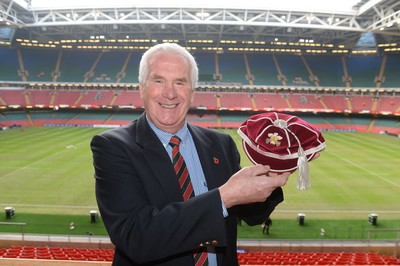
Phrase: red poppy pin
[{"left": 213, "top": 157, "right": 219, "bottom": 165}]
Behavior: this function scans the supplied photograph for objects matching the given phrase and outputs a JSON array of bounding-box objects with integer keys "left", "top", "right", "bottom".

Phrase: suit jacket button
[
  {"left": 211, "top": 240, "right": 218, "bottom": 245},
  {"left": 204, "top": 241, "right": 210, "bottom": 245}
]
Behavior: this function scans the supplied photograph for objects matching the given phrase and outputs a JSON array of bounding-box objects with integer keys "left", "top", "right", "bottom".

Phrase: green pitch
[
  {"left": 221, "top": 128, "right": 400, "bottom": 220},
  {"left": 0, "top": 126, "right": 399, "bottom": 238}
]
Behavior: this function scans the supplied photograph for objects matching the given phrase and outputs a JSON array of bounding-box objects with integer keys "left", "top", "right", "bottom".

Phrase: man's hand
[{"left": 219, "top": 164, "right": 289, "bottom": 209}]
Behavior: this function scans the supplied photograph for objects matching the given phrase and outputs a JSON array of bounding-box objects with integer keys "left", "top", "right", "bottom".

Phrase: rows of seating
[
  {"left": 1, "top": 47, "right": 400, "bottom": 87},
  {"left": 1, "top": 89, "right": 398, "bottom": 114},
  {"left": 1, "top": 246, "right": 399, "bottom": 264},
  {"left": 237, "top": 251, "right": 400, "bottom": 265},
  {"left": 0, "top": 246, "right": 113, "bottom": 261},
  {"left": 1, "top": 109, "right": 399, "bottom": 135}
]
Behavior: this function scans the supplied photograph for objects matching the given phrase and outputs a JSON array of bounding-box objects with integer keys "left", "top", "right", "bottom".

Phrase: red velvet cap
[{"left": 237, "top": 112, "right": 326, "bottom": 174}]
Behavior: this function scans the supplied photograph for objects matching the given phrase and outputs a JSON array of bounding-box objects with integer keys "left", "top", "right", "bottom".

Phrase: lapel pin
[{"left": 213, "top": 157, "right": 219, "bottom": 165}]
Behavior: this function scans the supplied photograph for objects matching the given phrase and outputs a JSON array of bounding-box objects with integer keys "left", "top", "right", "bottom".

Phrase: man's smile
[{"left": 160, "top": 103, "right": 178, "bottom": 109}]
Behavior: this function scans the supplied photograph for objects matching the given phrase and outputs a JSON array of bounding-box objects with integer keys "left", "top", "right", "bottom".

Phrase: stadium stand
[
  {"left": 57, "top": 50, "right": 95, "bottom": 82},
  {"left": 318, "top": 94, "right": 350, "bottom": 111},
  {"left": 193, "top": 52, "right": 217, "bottom": 83},
  {"left": 1, "top": 47, "right": 400, "bottom": 93},
  {"left": 192, "top": 91, "right": 219, "bottom": 110},
  {"left": 76, "top": 90, "right": 114, "bottom": 107},
  {"left": 102, "top": 111, "right": 141, "bottom": 125},
  {"left": 0, "top": 47, "right": 20, "bottom": 81},
  {"left": 29, "top": 110, "right": 79, "bottom": 126},
  {"left": 1, "top": 86, "right": 398, "bottom": 134},
  {"left": 283, "top": 93, "right": 326, "bottom": 110},
  {"left": 122, "top": 53, "right": 141, "bottom": 84},
  {"left": 275, "top": 54, "right": 311, "bottom": 87},
  {"left": 375, "top": 95, "right": 400, "bottom": 114},
  {"left": 383, "top": 54, "right": 400, "bottom": 88},
  {"left": 187, "top": 113, "right": 219, "bottom": 128},
  {"left": 51, "top": 90, "right": 82, "bottom": 107},
  {"left": 237, "top": 251, "right": 400, "bottom": 265},
  {"left": 2, "top": 0, "right": 400, "bottom": 264},
  {"left": 19, "top": 48, "right": 59, "bottom": 82},
  {"left": 245, "top": 54, "right": 282, "bottom": 86},
  {"left": 252, "top": 93, "right": 289, "bottom": 110},
  {"left": 218, "top": 53, "right": 249, "bottom": 85},
  {"left": 110, "top": 90, "right": 143, "bottom": 108},
  {"left": 302, "top": 55, "right": 344, "bottom": 87},
  {"left": 89, "top": 51, "right": 126, "bottom": 83},
  {"left": 218, "top": 92, "right": 254, "bottom": 110},
  {"left": 1, "top": 246, "right": 400, "bottom": 265},
  {"left": 345, "top": 56, "right": 382, "bottom": 88},
  {"left": 0, "top": 45, "right": 399, "bottom": 265}
]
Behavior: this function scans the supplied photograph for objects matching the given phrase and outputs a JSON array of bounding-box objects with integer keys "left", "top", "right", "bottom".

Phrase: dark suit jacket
[{"left": 91, "top": 113, "right": 283, "bottom": 266}]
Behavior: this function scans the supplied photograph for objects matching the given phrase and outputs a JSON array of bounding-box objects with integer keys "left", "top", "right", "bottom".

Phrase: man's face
[{"left": 139, "top": 52, "right": 194, "bottom": 134}]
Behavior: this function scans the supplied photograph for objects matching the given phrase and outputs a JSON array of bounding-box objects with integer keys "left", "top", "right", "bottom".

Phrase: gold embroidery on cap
[{"left": 266, "top": 133, "right": 282, "bottom": 146}]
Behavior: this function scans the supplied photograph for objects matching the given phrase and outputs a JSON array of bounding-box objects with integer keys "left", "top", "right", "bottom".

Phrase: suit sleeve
[
  {"left": 91, "top": 132, "right": 228, "bottom": 264},
  {"left": 236, "top": 187, "right": 284, "bottom": 226}
]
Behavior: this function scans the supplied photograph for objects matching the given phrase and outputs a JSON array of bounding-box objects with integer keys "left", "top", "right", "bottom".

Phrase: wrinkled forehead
[{"left": 148, "top": 51, "right": 190, "bottom": 68}]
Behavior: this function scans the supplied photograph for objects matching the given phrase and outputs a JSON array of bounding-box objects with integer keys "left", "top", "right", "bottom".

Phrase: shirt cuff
[{"left": 221, "top": 200, "right": 229, "bottom": 218}]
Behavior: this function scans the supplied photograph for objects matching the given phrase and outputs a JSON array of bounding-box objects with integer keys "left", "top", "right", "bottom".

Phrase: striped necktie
[{"left": 169, "top": 136, "right": 209, "bottom": 266}]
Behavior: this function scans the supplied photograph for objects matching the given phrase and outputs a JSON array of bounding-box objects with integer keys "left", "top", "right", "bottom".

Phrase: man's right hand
[{"left": 218, "top": 164, "right": 289, "bottom": 209}]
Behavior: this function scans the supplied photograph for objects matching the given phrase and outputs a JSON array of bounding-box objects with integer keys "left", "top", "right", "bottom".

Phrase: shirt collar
[{"left": 146, "top": 114, "right": 189, "bottom": 148}]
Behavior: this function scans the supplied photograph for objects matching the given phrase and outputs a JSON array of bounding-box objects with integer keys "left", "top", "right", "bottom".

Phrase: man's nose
[{"left": 163, "top": 82, "right": 177, "bottom": 99}]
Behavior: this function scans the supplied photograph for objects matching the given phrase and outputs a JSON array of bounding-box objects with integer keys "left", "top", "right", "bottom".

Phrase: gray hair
[{"left": 138, "top": 43, "right": 198, "bottom": 88}]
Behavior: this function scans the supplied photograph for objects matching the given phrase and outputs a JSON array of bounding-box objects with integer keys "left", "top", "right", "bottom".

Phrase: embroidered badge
[{"left": 266, "top": 133, "right": 282, "bottom": 146}]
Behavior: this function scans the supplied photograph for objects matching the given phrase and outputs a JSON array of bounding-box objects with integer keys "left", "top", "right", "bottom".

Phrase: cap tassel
[{"left": 297, "top": 146, "right": 311, "bottom": 190}]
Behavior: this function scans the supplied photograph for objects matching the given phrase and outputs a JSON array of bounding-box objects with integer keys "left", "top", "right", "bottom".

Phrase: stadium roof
[
  {"left": 1, "top": 0, "right": 400, "bottom": 49},
  {"left": 23, "top": 0, "right": 363, "bottom": 13}
]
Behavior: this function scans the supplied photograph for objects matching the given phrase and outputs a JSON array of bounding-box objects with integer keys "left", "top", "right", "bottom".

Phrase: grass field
[{"left": 0, "top": 126, "right": 399, "bottom": 239}]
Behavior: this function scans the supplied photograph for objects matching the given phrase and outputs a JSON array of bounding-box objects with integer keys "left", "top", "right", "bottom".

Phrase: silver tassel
[{"left": 297, "top": 146, "right": 311, "bottom": 190}]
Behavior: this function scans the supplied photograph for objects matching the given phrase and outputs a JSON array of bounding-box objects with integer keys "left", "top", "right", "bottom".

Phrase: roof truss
[{"left": 1, "top": 0, "right": 399, "bottom": 46}]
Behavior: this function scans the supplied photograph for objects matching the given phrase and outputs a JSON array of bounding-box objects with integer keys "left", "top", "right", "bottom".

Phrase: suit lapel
[
  {"left": 136, "top": 114, "right": 184, "bottom": 202},
  {"left": 135, "top": 115, "right": 229, "bottom": 202},
  {"left": 189, "top": 125, "right": 226, "bottom": 190}
]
